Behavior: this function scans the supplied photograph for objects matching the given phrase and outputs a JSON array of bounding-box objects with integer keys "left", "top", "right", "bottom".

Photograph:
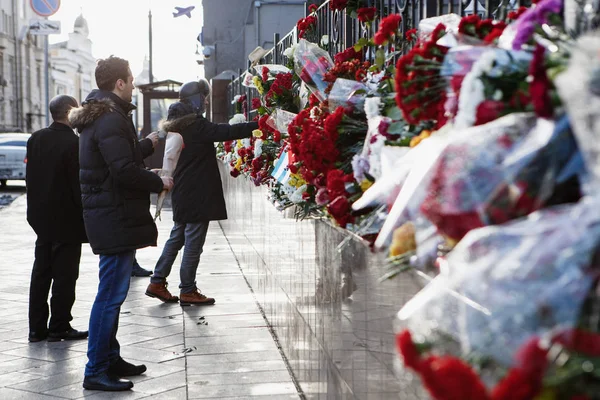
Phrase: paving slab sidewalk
[{"left": 0, "top": 195, "right": 300, "bottom": 399}]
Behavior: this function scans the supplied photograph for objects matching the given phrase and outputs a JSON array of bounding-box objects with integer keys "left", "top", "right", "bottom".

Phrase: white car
[{"left": 0, "top": 133, "right": 31, "bottom": 187}]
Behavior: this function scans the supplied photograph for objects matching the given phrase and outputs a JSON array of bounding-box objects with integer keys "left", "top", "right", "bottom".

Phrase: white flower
[
  {"left": 320, "top": 35, "right": 329, "bottom": 46},
  {"left": 231, "top": 95, "right": 242, "bottom": 105},
  {"left": 454, "top": 50, "right": 496, "bottom": 129},
  {"left": 228, "top": 113, "right": 246, "bottom": 125},
  {"left": 289, "top": 184, "right": 307, "bottom": 204},
  {"left": 283, "top": 44, "right": 298, "bottom": 59},
  {"left": 309, "top": 106, "right": 322, "bottom": 121},
  {"left": 364, "top": 97, "right": 381, "bottom": 120},
  {"left": 241, "top": 138, "right": 251, "bottom": 148},
  {"left": 254, "top": 139, "right": 263, "bottom": 158},
  {"left": 493, "top": 90, "right": 503, "bottom": 101},
  {"left": 368, "top": 135, "right": 386, "bottom": 179}
]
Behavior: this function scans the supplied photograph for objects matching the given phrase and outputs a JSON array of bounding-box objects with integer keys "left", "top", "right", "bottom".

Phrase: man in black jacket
[
  {"left": 69, "top": 56, "right": 173, "bottom": 392},
  {"left": 26, "top": 95, "right": 89, "bottom": 344},
  {"left": 145, "top": 79, "right": 257, "bottom": 306}
]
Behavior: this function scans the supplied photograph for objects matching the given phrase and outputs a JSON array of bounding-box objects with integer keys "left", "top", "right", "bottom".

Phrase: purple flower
[
  {"left": 513, "top": 21, "right": 536, "bottom": 50},
  {"left": 351, "top": 155, "right": 370, "bottom": 183},
  {"left": 512, "top": 0, "right": 562, "bottom": 49}
]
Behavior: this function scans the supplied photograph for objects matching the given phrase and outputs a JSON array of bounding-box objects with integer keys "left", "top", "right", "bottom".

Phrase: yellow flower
[
  {"left": 252, "top": 76, "right": 264, "bottom": 95},
  {"left": 289, "top": 173, "right": 306, "bottom": 188},
  {"left": 410, "top": 130, "right": 432, "bottom": 148},
  {"left": 360, "top": 179, "right": 373, "bottom": 191},
  {"left": 234, "top": 157, "right": 242, "bottom": 169},
  {"left": 389, "top": 222, "right": 416, "bottom": 257},
  {"left": 236, "top": 140, "right": 243, "bottom": 149},
  {"left": 252, "top": 129, "right": 263, "bottom": 138}
]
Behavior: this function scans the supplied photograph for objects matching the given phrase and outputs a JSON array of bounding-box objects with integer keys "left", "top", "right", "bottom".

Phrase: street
[{"left": 0, "top": 192, "right": 300, "bottom": 399}]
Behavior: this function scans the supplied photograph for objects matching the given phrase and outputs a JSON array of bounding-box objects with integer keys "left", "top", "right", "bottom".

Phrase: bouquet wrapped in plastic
[
  {"left": 420, "top": 113, "right": 582, "bottom": 242},
  {"left": 556, "top": 33, "right": 600, "bottom": 195},
  {"left": 293, "top": 39, "right": 334, "bottom": 102},
  {"left": 396, "top": 197, "right": 600, "bottom": 399},
  {"left": 155, "top": 132, "right": 184, "bottom": 221}
]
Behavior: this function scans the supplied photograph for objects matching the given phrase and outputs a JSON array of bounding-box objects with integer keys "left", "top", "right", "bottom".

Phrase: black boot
[
  {"left": 83, "top": 373, "right": 133, "bottom": 391},
  {"left": 108, "top": 358, "right": 147, "bottom": 377},
  {"left": 48, "top": 328, "right": 88, "bottom": 342}
]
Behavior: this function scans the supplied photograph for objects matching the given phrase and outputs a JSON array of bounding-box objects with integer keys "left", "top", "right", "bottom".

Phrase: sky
[{"left": 49, "top": 0, "right": 205, "bottom": 83}]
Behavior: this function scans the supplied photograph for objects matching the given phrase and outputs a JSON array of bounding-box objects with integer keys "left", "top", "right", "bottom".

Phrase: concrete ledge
[{"left": 218, "top": 162, "right": 429, "bottom": 399}]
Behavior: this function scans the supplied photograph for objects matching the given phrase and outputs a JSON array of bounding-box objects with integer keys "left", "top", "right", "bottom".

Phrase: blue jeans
[
  {"left": 151, "top": 221, "right": 209, "bottom": 294},
  {"left": 85, "top": 250, "right": 134, "bottom": 376}
]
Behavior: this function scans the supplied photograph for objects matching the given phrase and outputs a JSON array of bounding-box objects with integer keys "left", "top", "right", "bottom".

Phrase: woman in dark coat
[{"left": 145, "top": 79, "right": 258, "bottom": 306}]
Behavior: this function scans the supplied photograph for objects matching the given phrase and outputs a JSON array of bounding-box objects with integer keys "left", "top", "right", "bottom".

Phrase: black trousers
[{"left": 29, "top": 239, "right": 82, "bottom": 333}]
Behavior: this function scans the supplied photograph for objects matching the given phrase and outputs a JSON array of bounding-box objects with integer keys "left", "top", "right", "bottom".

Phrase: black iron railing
[{"left": 227, "top": 0, "right": 527, "bottom": 118}]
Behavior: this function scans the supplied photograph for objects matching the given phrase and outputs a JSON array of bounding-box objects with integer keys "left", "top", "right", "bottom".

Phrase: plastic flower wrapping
[
  {"left": 395, "top": 197, "right": 600, "bottom": 399},
  {"left": 392, "top": 29, "right": 600, "bottom": 400},
  {"left": 293, "top": 39, "right": 334, "bottom": 102},
  {"left": 420, "top": 113, "right": 582, "bottom": 242}
]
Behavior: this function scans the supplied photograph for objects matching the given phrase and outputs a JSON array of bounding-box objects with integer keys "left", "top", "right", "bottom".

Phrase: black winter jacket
[
  {"left": 69, "top": 90, "right": 164, "bottom": 255},
  {"left": 160, "top": 111, "right": 257, "bottom": 223},
  {"left": 26, "top": 122, "right": 88, "bottom": 244}
]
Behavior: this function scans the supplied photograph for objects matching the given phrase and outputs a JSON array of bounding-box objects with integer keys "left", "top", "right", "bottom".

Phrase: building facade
[
  {"left": 49, "top": 14, "right": 96, "bottom": 105},
  {"left": 0, "top": 0, "right": 45, "bottom": 132},
  {"left": 201, "top": 0, "right": 307, "bottom": 122}
]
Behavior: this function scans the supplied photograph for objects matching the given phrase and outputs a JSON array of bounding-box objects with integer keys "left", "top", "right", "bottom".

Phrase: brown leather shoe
[
  {"left": 145, "top": 282, "right": 179, "bottom": 303},
  {"left": 179, "top": 290, "right": 215, "bottom": 306}
]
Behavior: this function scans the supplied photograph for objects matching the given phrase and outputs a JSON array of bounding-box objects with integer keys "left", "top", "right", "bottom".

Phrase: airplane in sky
[{"left": 173, "top": 6, "right": 195, "bottom": 18}]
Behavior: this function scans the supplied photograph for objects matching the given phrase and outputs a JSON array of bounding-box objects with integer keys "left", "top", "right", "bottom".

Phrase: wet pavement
[{"left": 0, "top": 193, "right": 300, "bottom": 399}]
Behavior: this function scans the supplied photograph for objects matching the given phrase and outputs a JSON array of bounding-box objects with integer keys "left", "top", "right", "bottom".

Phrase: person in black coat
[
  {"left": 26, "top": 95, "right": 89, "bottom": 344},
  {"left": 145, "top": 79, "right": 257, "bottom": 306},
  {"left": 69, "top": 56, "right": 173, "bottom": 392}
]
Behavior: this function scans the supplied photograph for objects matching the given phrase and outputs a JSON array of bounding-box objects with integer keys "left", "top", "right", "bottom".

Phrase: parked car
[{"left": 0, "top": 133, "right": 31, "bottom": 187}]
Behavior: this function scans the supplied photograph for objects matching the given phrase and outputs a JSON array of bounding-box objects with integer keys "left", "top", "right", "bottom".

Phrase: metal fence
[{"left": 227, "top": 0, "right": 529, "bottom": 118}]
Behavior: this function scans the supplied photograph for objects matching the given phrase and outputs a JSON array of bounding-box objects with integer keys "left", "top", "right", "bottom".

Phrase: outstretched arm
[{"left": 201, "top": 121, "right": 259, "bottom": 142}]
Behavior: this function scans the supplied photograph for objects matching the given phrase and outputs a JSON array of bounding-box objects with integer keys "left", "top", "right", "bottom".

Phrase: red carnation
[
  {"left": 373, "top": 14, "right": 402, "bottom": 45},
  {"left": 491, "top": 368, "right": 540, "bottom": 400},
  {"left": 327, "top": 196, "right": 352, "bottom": 227},
  {"left": 326, "top": 169, "right": 348, "bottom": 199},
  {"left": 483, "top": 22, "right": 507, "bottom": 44},
  {"left": 420, "top": 355, "right": 489, "bottom": 400},
  {"left": 405, "top": 28, "right": 417, "bottom": 41},
  {"left": 552, "top": 328, "right": 600, "bottom": 357},
  {"left": 329, "top": 0, "right": 348, "bottom": 11},
  {"left": 261, "top": 67, "right": 269, "bottom": 83},
  {"left": 474, "top": 100, "right": 505, "bottom": 126},
  {"left": 396, "top": 330, "right": 421, "bottom": 371},
  {"left": 334, "top": 47, "right": 362, "bottom": 63},
  {"left": 357, "top": 7, "right": 376, "bottom": 23},
  {"left": 508, "top": 6, "right": 528, "bottom": 20},
  {"left": 308, "top": 3, "right": 318, "bottom": 13},
  {"left": 230, "top": 168, "right": 240, "bottom": 177},
  {"left": 251, "top": 97, "right": 261, "bottom": 110},
  {"left": 529, "top": 45, "right": 554, "bottom": 119}
]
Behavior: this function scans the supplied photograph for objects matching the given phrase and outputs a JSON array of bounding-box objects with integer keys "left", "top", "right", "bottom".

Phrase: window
[
  {"left": 8, "top": 56, "right": 14, "bottom": 83},
  {"left": 36, "top": 65, "right": 41, "bottom": 92},
  {"left": 0, "top": 140, "right": 27, "bottom": 147}
]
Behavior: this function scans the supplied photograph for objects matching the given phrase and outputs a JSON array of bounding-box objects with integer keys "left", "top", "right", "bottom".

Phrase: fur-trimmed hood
[
  {"left": 69, "top": 90, "right": 136, "bottom": 131},
  {"left": 159, "top": 114, "right": 198, "bottom": 133},
  {"left": 158, "top": 101, "right": 200, "bottom": 133}
]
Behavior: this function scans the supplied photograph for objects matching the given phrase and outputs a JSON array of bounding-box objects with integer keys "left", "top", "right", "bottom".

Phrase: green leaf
[
  {"left": 386, "top": 50, "right": 402, "bottom": 62},
  {"left": 384, "top": 104, "right": 402, "bottom": 120},
  {"left": 375, "top": 48, "right": 386, "bottom": 70},
  {"left": 257, "top": 106, "right": 268, "bottom": 115},
  {"left": 386, "top": 122, "right": 405, "bottom": 134},
  {"left": 354, "top": 37, "right": 369, "bottom": 52}
]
